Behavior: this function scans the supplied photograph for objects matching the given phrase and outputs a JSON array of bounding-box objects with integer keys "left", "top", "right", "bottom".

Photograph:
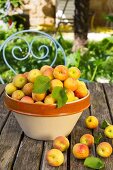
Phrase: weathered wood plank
[
  {"left": 0, "top": 93, "right": 10, "bottom": 133},
  {"left": 70, "top": 109, "right": 94, "bottom": 170},
  {"left": 40, "top": 141, "right": 67, "bottom": 170},
  {"left": 0, "top": 113, "right": 22, "bottom": 169},
  {"left": 103, "top": 83, "right": 113, "bottom": 122},
  {"left": 13, "top": 136, "right": 43, "bottom": 170},
  {"left": 0, "top": 83, "right": 113, "bottom": 170},
  {"left": 0, "top": 85, "right": 5, "bottom": 96},
  {"left": 88, "top": 83, "right": 113, "bottom": 170},
  {"left": 87, "top": 83, "right": 111, "bottom": 124}
]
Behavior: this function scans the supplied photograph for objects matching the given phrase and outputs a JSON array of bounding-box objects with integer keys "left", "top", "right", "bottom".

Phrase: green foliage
[
  {"left": 0, "top": 25, "right": 113, "bottom": 83},
  {"left": 57, "top": 35, "right": 113, "bottom": 82},
  {"left": 94, "top": 132, "right": 103, "bottom": 144},
  {"left": 101, "top": 120, "right": 110, "bottom": 129},
  {"left": 0, "top": 0, "right": 24, "bottom": 20},
  {"left": 66, "top": 50, "right": 81, "bottom": 68},
  {"left": 33, "top": 76, "right": 50, "bottom": 93},
  {"left": 105, "top": 15, "right": 113, "bottom": 23},
  {"left": 84, "top": 156, "right": 105, "bottom": 169},
  {"left": 0, "top": 0, "right": 23, "bottom": 9},
  {"left": 52, "top": 87, "right": 68, "bottom": 108},
  {"left": 80, "top": 38, "right": 113, "bottom": 82}
]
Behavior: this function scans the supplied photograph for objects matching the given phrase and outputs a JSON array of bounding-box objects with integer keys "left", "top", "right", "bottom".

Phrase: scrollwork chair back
[{"left": 0, "top": 30, "right": 66, "bottom": 84}]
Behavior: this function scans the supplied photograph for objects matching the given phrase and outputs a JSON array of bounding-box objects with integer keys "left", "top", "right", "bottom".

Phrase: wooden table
[{"left": 0, "top": 83, "right": 113, "bottom": 170}]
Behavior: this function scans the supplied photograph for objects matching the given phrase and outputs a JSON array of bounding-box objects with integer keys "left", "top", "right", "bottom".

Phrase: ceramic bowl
[{"left": 4, "top": 92, "right": 90, "bottom": 140}]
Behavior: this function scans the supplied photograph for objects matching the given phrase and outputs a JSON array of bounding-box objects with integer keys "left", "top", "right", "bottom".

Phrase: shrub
[{"left": 0, "top": 26, "right": 113, "bottom": 83}]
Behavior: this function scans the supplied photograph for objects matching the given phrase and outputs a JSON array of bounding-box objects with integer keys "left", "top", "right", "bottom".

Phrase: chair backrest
[{"left": 0, "top": 30, "right": 66, "bottom": 84}]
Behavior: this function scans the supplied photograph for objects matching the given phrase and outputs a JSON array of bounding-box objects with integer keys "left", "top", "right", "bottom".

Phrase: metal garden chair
[{"left": 0, "top": 30, "right": 66, "bottom": 84}]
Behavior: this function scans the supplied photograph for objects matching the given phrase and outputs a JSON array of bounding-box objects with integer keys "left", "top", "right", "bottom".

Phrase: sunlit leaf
[
  {"left": 84, "top": 156, "right": 105, "bottom": 169},
  {"left": 52, "top": 87, "right": 68, "bottom": 108},
  {"left": 101, "top": 119, "right": 110, "bottom": 129},
  {"left": 33, "top": 75, "right": 50, "bottom": 93},
  {"left": 94, "top": 132, "right": 103, "bottom": 144}
]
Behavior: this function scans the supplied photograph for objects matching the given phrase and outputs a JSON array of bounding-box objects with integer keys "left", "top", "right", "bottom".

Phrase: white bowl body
[{"left": 13, "top": 112, "right": 82, "bottom": 140}]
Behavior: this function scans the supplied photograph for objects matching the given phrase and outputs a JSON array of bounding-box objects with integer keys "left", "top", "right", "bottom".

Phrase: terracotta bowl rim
[{"left": 4, "top": 92, "right": 90, "bottom": 117}]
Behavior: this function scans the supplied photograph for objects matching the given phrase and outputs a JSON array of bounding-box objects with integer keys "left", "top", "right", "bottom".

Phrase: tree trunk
[{"left": 72, "top": 0, "right": 90, "bottom": 52}]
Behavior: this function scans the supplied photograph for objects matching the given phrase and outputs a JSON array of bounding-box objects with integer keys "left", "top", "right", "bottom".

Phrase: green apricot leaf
[
  {"left": 33, "top": 75, "right": 50, "bottom": 93},
  {"left": 101, "top": 119, "right": 110, "bottom": 129},
  {"left": 52, "top": 87, "right": 68, "bottom": 108},
  {"left": 84, "top": 156, "right": 105, "bottom": 169},
  {"left": 94, "top": 132, "right": 103, "bottom": 144}
]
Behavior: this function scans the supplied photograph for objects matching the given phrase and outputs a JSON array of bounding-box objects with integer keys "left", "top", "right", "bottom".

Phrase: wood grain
[
  {"left": 70, "top": 109, "right": 94, "bottom": 170},
  {"left": 40, "top": 141, "right": 67, "bottom": 170},
  {"left": 0, "top": 113, "right": 22, "bottom": 169},
  {"left": 103, "top": 83, "right": 113, "bottom": 122},
  {"left": 0, "top": 85, "right": 5, "bottom": 96},
  {"left": 0, "top": 93, "right": 10, "bottom": 133},
  {"left": 88, "top": 83, "right": 113, "bottom": 170},
  {"left": 13, "top": 136, "right": 43, "bottom": 170},
  {"left": 0, "top": 83, "right": 113, "bottom": 170}
]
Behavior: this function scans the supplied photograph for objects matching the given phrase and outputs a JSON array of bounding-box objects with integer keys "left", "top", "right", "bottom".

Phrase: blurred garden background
[{"left": 0, "top": 0, "right": 113, "bottom": 83}]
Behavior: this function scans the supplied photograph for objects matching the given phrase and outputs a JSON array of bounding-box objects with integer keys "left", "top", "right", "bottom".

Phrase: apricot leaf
[
  {"left": 94, "top": 132, "right": 103, "bottom": 144},
  {"left": 33, "top": 75, "right": 50, "bottom": 93},
  {"left": 101, "top": 119, "right": 110, "bottom": 129},
  {"left": 84, "top": 156, "right": 105, "bottom": 169},
  {"left": 52, "top": 87, "right": 68, "bottom": 108}
]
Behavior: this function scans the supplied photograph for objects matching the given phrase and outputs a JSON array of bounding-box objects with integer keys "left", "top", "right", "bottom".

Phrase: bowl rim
[{"left": 4, "top": 92, "right": 90, "bottom": 117}]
